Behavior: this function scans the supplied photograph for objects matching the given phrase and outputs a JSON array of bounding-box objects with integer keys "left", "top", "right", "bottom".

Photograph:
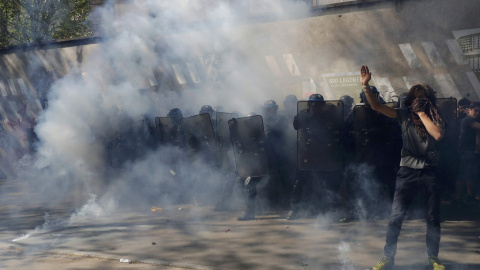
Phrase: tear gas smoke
[
  {"left": 11, "top": 0, "right": 308, "bottom": 208},
  {"left": 9, "top": 0, "right": 311, "bottom": 237},
  {"left": 4, "top": 1, "right": 470, "bottom": 268}
]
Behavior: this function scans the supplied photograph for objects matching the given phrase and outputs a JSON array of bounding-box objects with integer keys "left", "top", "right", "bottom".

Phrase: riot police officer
[
  {"left": 262, "top": 100, "right": 291, "bottom": 209},
  {"left": 346, "top": 87, "right": 399, "bottom": 220},
  {"left": 340, "top": 95, "right": 355, "bottom": 121},
  {"left": 199, "top": 105, "right": 216, "bottom": 132},
  {"left": 288, "top": 94, "right": 345, "bottom": 219},
  {"left": 227, "top": 112, "right": 270, "bottom": 220},
  {"left": 281, "top": 95, "right": 299, "bottom": 200}
]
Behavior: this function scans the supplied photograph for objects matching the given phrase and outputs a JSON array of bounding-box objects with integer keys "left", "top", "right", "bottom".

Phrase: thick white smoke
[{"left": 10, "top": 0, "right": 312, "bottom": 217}]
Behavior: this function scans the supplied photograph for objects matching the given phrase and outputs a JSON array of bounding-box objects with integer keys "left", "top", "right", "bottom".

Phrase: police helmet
[
  {"left": 284, "top": 95, "right": 298, "bottom": 105},
  {"left": 339, "top": 95, "right": 354, "bottom": 108},
  {"left": 308, "top": 94, "right": 324, "bottom": 101},
  {"left": 199, "top": 105, "right": 214, "bottom": 115},
  {"left": 263, "top": 100, "right": 278, "bottom": 110},
  {"left": 167, "top": 108, "right": 183, "bottom": 119}
]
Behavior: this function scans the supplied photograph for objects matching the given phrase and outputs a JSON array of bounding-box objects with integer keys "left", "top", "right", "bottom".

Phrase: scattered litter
[
  {"left": 120, "top": 258, "right": 132, "bottom": 264},
  {"left": 152, "top": 242, "right": 156, "bottom": 245},
  {"left": 151, "top": 207, "right": 163, "bottom": 212},
  {"left": 170, "top": 170, "right": 176, "bottom": 176},
  {"left": 178, "top": 207, "right": 183, "bottom": 211},
  {"left": 225, "top": 228, "right": 230, "bottom": 233},
  {"left": 285, "top": 226, "right": 290, "bottom": 228},
  {"left": 338, "top": 15, "right": 342, "bottom": 17}
]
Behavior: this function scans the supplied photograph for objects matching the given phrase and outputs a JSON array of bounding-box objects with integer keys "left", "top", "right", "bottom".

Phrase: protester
[{"left": 360, "top": 66, "right": 446, "bottom": 270}]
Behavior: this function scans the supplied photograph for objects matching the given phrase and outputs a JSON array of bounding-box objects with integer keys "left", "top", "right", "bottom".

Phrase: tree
[
  {"left": 0, "top": 1, "right": 20, "bottom": 48},
  {"left": 0, "top": 0, "right": 93, "bottom": 48}
]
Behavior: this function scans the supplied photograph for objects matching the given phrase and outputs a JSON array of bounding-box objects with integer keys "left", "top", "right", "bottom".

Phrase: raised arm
[
  {"left": 361, "top": 66, "right": 397, "bottom": 119},
  {"left": 417, "top": 112, "right": 444, "bottom": 141}
]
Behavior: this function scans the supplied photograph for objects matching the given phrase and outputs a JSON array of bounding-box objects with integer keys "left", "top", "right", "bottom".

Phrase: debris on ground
[
  {"left": 120, "top": 258, "right": 132, "bottom": 264},
  {"left": 151, "top": 207, "right": 163, "bottom": 212}
]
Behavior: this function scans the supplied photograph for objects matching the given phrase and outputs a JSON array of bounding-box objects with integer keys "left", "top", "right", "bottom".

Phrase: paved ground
[
  {"left": 1, "top": 178, "right": 480, "bottom": 270},
  {"left": 0, "top": 249, "right": 188, "bottom": 270}
]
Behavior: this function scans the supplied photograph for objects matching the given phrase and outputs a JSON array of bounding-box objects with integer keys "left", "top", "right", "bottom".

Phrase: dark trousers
[
  {"left": 384, "top": 166, "right": 441, "bottom": 258},
  {"left": 291, "top": 170, "right": 342, "bottom": 210}
]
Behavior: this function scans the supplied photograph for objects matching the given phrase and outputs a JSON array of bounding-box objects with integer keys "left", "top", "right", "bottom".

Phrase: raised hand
[{"left": 360, "top": 66, "right": 371, "bottom": 86}]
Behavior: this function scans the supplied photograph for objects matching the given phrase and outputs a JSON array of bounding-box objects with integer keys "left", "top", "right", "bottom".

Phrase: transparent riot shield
[
  {"left": 352, "top": 104, "right": 398, "bottom": 166},
  {"left": 155, "top": 117, "right": 186, "bottom": 149},
  {"left": 297, "top": 100, "right": 344, "bottom": 171},
  {"left": 436, "top": 97, "right": 457, "bottom": 125},
  {"left": 181, "top": 113, "right": 218, "bottom": 166},
  {"left": 228, "top": 115, "right": 269, "bottom": 178},
  {"left": 216, "top": 112, "right": 239, "bottom": 172}
]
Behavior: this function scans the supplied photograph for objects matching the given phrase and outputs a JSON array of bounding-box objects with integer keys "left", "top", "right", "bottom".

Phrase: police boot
[
  {"left": 238, "top": 180, "right": 256, "bottom": 221},
  {"left": 287, "top": 178, "right": 304, "bottom": 220},
  {"left": 237, "top": 199, "right": 255, "bottom": 221},
  {"left": 287, "top": 203, "right": 302, "bottom": 220}
]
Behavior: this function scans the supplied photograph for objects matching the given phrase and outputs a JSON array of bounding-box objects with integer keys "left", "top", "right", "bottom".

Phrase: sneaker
[
  {"left": 427, "top": 256, "right": 445, "bottom": 270},
  {"left": 373, "top": 256, "right": 394, "bottom": 270}
]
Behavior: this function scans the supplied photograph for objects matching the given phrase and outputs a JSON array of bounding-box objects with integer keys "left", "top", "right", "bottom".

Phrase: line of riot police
[{"left": 106, "top": 88, "right": 460, "bottom": 221}]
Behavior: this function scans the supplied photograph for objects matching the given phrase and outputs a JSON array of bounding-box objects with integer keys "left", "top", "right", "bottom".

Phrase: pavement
[{"left": 1, "top": 178, "right": 480, "bottom": 270}]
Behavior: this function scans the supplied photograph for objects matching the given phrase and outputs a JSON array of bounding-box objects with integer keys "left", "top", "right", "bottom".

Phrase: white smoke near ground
[
  {"left": 337, "top": 241, "right": 355, "bottom": 270},
  {"left": 13, "top": 194, "right": 103, "bottom": 242}
]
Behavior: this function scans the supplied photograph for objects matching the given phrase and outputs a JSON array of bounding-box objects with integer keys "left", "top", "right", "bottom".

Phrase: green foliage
[{"left": 0, "top": 0, "right": 93, "bottom": 48}]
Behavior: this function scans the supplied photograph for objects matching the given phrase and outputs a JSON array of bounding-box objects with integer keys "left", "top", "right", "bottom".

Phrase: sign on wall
[{"left": 322, "top": 72, "right": 378, "bottom": 102}]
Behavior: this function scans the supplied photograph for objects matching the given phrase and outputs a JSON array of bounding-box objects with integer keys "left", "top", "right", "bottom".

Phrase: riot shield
[
  {"left": 155, "top": 117, "right": 186, "bottom": 149},
  {"left": 228, "top": 115, "right": 269, "bottom": 178},
  {"left": 352, "top": 104, "right": 398, "bottom": 166},
  {"left": 436, "top": 97, "right": 457, "bottom": 125},
  {"left": 181, "top": 113, "right": 218, "bottom": 166},
  {"left": 297, "top": 100, "right": 344, "bottom": 172},
  {"left": 109, "top": 118, "right": 144, "bottom": 168},
  {"left": 216, "top": 112, "right": 239, "bottom": 172}
]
